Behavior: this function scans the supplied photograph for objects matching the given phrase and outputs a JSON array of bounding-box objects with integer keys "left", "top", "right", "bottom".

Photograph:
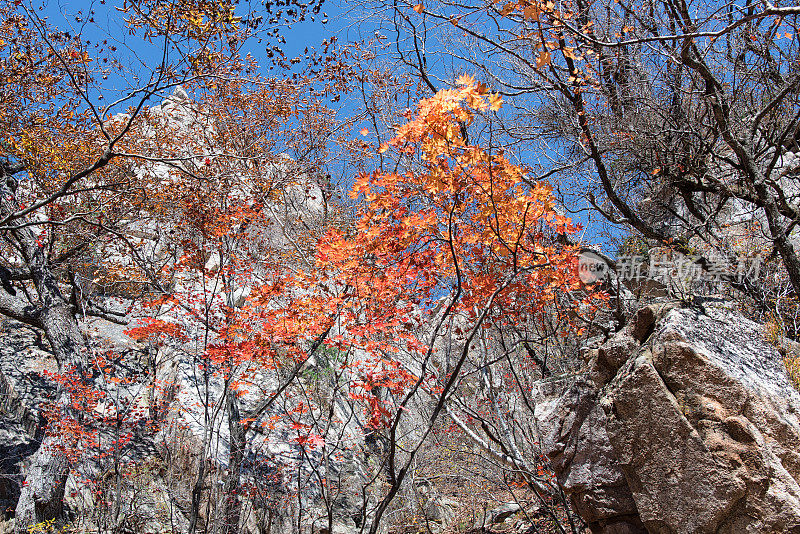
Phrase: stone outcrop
[
  {"left": 535, "top": 301, "right": 800, "bottom": 533},
  {"left": 533, "top": 376, "right": 644, "bottom": 533}
]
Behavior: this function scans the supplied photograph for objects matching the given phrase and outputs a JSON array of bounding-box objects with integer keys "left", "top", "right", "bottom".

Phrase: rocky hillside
[{"left": 3, "top": 291, "right": 800, "bottom": 534}]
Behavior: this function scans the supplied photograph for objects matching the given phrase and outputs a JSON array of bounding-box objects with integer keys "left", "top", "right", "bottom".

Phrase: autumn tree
[
  {"left": 0, "top": 0, "right": 330, "bottom": 529},
  {"left": 124, "top": 83, "right": 354, "bottom": 534},
  {"left": 372, "top": 0, "right": 800, "bottom": 332},
  {"left": 310, "top": 76, "right": 590, "bottom": 532}
]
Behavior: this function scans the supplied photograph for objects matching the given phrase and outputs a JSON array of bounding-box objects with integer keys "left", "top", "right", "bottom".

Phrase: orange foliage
[{"left": 320, "top": 75, "right": 581, "bottom": 333}]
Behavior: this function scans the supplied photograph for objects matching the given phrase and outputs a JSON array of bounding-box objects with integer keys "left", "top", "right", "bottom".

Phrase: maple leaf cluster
[{"left": 326, "top": 75, "right": 583, "bottom": 331}]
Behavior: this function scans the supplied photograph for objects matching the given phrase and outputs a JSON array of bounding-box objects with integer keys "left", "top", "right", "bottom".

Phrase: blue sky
[
  {"left": 35, "top": 0, "right": 358, "bottom": 102},
  {"left": 32, "top": 0, "right": 617, "bottom": 252}
]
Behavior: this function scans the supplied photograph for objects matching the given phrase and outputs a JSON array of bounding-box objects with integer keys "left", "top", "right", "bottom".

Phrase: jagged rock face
[
  {"left": 535, "top": 302, "right": 800, "bottom": 534},
  {"left": 533, "top": 377, "right": 644, "bottom": 534}
]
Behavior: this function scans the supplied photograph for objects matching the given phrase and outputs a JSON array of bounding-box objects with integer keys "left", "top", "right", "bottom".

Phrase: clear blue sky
[{"left": 35, "top": 0, "right": 617, "bottom": 252}]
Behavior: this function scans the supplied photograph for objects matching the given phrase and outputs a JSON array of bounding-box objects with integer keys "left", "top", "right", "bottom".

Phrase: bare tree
[{"left": 371, "top": 0, "right": 800, "bottom": 332}]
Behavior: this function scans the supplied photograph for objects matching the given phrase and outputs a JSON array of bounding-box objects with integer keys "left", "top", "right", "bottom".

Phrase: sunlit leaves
[
  {"left": 536, "top": 50, "right": 551, "bottom": 68},
  {"left": 121, "top": 0, "right": 241, "bottom": 41},
  {"left": 323, "top": 76, "right": 582, "bottom": 353}
]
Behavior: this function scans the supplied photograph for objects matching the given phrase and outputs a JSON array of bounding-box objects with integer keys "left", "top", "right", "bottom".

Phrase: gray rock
[
  {"left": 423, "top": 496, "right": 459, "bottom": 531},
  {"left": 0, "top": 417, "right": 36, "bottom": 521},
  {"left": 533, "top": 377, "right": 642, "bottom": 533},
  {"left": 485, "top": 502, "right": 520, "bottom": 524},
  {"left": 0, "top": 320, "right": 58, "bottom": 436},
  {"left": 535, "top": 302, "right": 800, "bottom": 533}
]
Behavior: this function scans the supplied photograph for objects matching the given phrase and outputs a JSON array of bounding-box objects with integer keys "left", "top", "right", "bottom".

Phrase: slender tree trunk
[
  {"left": 188, "top": 458, "right": 207, "bottom": 534},
  {"left": 221, "top": 392, "right": 246, "bottom": 534}
]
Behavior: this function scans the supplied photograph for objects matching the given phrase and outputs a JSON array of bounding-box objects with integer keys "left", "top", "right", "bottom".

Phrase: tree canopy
[{"left": 1, "top": 0, "right": 798, "bottom": 532}]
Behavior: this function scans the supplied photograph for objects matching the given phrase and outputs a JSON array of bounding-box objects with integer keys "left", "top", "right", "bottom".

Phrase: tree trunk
[
  {"left": 13, "top": 427, "right": 71, "bottom": 530},
  {"left": 221, "top": 392, "right": 246, "bottom": 534},
  {"left": 14, "top": 305, "right": 87, "bottom": 532},
  {"left": 0, "top": 166, "right": 88, "bottom": 532}
]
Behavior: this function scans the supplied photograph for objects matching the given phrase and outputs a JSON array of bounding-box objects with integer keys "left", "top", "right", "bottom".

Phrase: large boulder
[
  {"left": 535, "top": 301, "right": 800, "bottom": 533},
  {"left": 533, "top": 376, "right": 645, "bottom": 534}
]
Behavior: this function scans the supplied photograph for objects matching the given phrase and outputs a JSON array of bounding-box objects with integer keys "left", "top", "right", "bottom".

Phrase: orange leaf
[
  {"left": 536, "top": 50, "right": 551, "bottom": 68},
  {"left": 500, "top": 2, "right": 515, "bottom": 16},
  {"left": 413, "top": 3, "right": 424, "bottom": 13},
  {"left": 523, "top": 5, "right": 540, "bottom": 20},
  {"left": 488, "top": 93, "right": 503, "bottom": 111},
  {"left": 455, "top": 74, "right": 475, "bottom": 86}
]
